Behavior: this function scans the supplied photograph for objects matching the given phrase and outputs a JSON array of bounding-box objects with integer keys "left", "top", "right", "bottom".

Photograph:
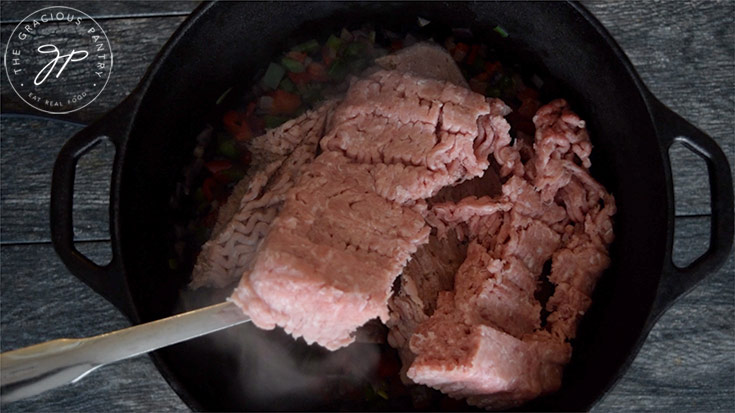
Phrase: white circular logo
[{"left": 4, "top": 6, "right": 113, "bottom": 114}]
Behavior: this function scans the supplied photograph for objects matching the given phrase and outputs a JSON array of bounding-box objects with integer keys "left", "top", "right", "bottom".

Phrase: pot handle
[
  {"left": 50, "top": 96, "right": 138, "bottom": 318},
  {"left": 648, "top": 97, "right": 734, "bottom": 319}
]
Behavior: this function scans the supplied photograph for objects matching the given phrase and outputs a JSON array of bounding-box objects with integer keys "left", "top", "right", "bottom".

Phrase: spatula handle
[{"left": 0, "top": 301, "right": 249, "bottom": 403}]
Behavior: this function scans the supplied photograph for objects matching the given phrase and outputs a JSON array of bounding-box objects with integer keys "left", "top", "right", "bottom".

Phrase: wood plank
[
  {"left": 0, "top": 242, "right": 188, "bottom": 412},
  {"left": 0, "top": 15, "right": 187, "bottom": 124},
  {"left": 0, "top": 1, "right": 199, "bottom": 23},
  {"left": 0, "top": 116, "right": 112, "bottom": 243},
  {"left": 585, "top": 1, "right": 734, "bottom": 217}
]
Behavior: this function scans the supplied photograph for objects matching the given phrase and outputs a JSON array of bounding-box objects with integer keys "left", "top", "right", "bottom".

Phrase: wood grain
[
  {"left": 0, "top": 242, "right": 188, "bottom": 412},
  {"left": 0, "top": 0, "right": 199, "bottom": 23},
  {"left": 0, "top": 15, "right": 187, "bottom": 124},
  {"left": 595, "top": 217, "right": 734, "bottom": 412},
  {"left": 585, "top": 0, "right": 734, "bottom": 218}
]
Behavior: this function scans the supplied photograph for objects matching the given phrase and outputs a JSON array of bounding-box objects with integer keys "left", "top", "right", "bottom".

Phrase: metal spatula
[{"left": 0, "top": 301, "right": 249, "bottom": 404}]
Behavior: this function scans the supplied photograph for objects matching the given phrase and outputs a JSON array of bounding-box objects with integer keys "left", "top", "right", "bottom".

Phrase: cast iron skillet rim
[
  {"left": 568, "top": 2, "right": 681, "bottom": 407},
  {"left": 111, "top": 2, "right": 216, "bottom": 411},
  {"left": 116, "top": 1, "right": 675, "bottom": 411}
]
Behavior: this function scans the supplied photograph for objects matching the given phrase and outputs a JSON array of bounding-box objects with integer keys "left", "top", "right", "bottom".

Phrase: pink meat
[
  {"left": 321, "top": 70, "right": 514, "bottom": 203},
  {"left": 231, "top": 71, "right": 514, "bottom": 350},
  {"left": 190, "top": 102, "right": 335, "bottom": 289},
  {"left": 405, "top": 99, "right": 615, "bottom": 409},
  {"left": 408, "top": 293, "right": 571, "bottom": 410}
]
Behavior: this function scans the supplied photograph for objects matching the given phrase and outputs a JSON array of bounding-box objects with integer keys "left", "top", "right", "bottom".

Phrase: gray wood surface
[{"left": 0, "top": 1, "right": 733, "bottom": 412}]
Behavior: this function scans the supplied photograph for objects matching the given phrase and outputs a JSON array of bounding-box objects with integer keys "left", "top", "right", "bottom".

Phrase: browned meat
[
  {"left": 190, "top": 103, "right": 335, "bottom": 288},
  {"left": 231, "top": 71, "right": 514, "bottom": 350},
  {"left": 405, "top": 99, "right": 615, "bottom": 409}
]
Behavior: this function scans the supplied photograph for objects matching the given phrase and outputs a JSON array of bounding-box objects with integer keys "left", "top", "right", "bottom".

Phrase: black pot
[{"left": 50, "top": 2, "right": 734, "bottom": 411}]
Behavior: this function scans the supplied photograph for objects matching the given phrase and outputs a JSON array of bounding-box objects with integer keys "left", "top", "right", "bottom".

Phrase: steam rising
[{"left": 176, "top": 287, "right": 382, "bottom": 410}]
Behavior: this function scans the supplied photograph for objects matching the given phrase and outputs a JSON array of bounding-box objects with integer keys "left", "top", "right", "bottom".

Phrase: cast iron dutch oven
[{"left": 49, "top": 1, "right": 733, "bottom": 411}]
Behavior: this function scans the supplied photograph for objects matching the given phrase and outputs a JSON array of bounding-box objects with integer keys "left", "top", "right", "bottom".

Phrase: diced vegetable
[
  {"left": 322, "top": 45, "right": 337, "bottom": 66},
  {"left": 218, "top": 167, "right": 246, "bottom": 183},
  {"left": 485, "top": 61, "right": 502, "bottom": 75},
  {"left": 452, "top": 42, "right": 469, "bottom": 62},
  {"left": 204, "top": 160, "right": 233, "bottom": 174},
  {"left": 486, "top": 87, "right": 501, "bottom": 97},
  {"left": 264, "top": 115, "right": 289, "bottom": 129},
  {"left": 217, "top": 140, "right": 240, "bottom": 159},
  {"left": 288, "top": 71, "right": 312, "bottom": 85},
  {"left": 340, "top": 28, "right": 353, "bottom": 41},
  {"left": 299, "top": 84, "right": 323, "bottom": 104},
  {"left": 202, "top": 177, "right": 217, "bottom": 201},
  {"left": 306, "top": 62, "right": 329, "bottom": 82},
  {"left": 292, "top": 39, "right": 320, "bottom": 54},
  {"left": 279, "top": 77, "right": 297, "bottom": 93},
  {"left": 222, "top": 110, "right": 253, "bottom": 141},
  {"left": 344, "top": 41, "right": 367, "bottom": 57},
  {"left": 286, "top": 50, "right": 307, "bottom": 62},
  {"left": 281, "top": 56, "right": 305, "bottom": 73},
  {"left": 467, "top": 44, "right": 481, "bottom": 65},
  {"left": 262, "top": 62, "right": 285, "bottom": 89},
  {"left": 328, "top": 59, "right": 349, "bottom": 81},
  {"left": 493, "top": 25, "right": 509, "bottom": 38},
  {"left": 270, "top": 89, "right": 302, "bottom": 115},
  {"left": 326, "top": 34, "right": 342, "bottom": 51}
]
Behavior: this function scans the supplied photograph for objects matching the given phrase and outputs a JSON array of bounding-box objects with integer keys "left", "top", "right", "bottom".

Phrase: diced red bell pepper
[
  {"left": 453, "top": 42, "right": 469, "bottom": 62},
  {"left": 518, "top": 97, "right": 540, "bottom": 119},
  {"left": 202, "top": 177, "right": 217, "bottom": 201},
  {"left": 518, "top": 87, "right": 539, "bottom": 101},
  {"left": 466, "top": 44, "right": 481, "bottom": 65},
  {"left": 485, "top": 61, "right": 502, "bottom": 75},
  {"left": 270, "top": 89, "right": 302, "bottom": 115},
  {"left": 287, "top": 71, "right": 311, "bottom": 85},
  {"left": 389, "top": 40, "right": 403, "bottom": 52},
  {"left": 321, "top": 45, "right": 336, "bottom": 66},
  {"left": 222, "top": 110, "right": 253, "bottom": 141},
  {"left": 204, "top": 159, "right": 232, "bottom": 174},
  {"left": 212, "top": 170, "right": 232, "bottom": 184},
  {"left": 473, "top": 71, "right": 490, "bottom": 82},
  {"left": 286, "top": 50, "right": 307, "bottom": 63},
  {"left": 306, "top": 62, "right": 329, "bottom": 82}
]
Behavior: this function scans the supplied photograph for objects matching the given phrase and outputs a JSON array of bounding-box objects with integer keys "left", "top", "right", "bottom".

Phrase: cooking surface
[{"left": 0, "top": 1, "right": 732, "bottom": 411}]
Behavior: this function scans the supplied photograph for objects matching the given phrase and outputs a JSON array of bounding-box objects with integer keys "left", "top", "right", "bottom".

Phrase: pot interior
[{"left": 119, "top": 2, "right": 669, "bottom": 410}]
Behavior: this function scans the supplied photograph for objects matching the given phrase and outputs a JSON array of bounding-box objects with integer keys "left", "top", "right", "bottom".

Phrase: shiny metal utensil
[{"left": 0, "top": 301, "right": 249, "bottom": 403}]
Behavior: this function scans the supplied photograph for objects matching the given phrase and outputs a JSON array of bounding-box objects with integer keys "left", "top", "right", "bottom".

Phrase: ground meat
[
  {"left": 405, "top": 99, "right": 615, "bottom": 409},
  {"left": 190, "top": 102, "right": 336, "bottom": 289},
  {"left": 375, "top": 42, "right": 469, "bottom": 88},
  {"left": 230, "top": 70, "right": 514, "bottom": 350}
]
